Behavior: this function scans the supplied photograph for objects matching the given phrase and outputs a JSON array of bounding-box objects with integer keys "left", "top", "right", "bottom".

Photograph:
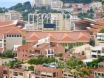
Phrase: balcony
[
  {"left": 91, "top": 52, "right": 97, "bottom": 55},
  {"left": 13, "top": 72, "right": 18, "bottom": 76}
]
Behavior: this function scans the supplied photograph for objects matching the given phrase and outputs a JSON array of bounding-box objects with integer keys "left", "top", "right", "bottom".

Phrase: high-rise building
[{"left": 32, "top": 0, "right": 52, "bottom": 7}]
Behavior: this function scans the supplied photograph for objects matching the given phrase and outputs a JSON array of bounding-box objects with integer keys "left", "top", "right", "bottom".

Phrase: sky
[{"left": 0, "top": 0, "right": 32, "bottom": 8}]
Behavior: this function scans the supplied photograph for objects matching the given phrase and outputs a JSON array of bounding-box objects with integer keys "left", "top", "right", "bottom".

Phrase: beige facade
[
  {"left": 6, "top": 34, "right": 22, "bottom": 50},
  {"left": 0, "top": 58, "right": 15, "bottom": 66},
  {"left": 3, "top": 66, "right": 33, "bottom": 78},
  {"left": 0, "top": 11, "right": 22, "bottom": 22}
]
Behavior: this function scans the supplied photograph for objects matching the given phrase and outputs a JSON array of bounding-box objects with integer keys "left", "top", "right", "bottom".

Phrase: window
[
  {"left": 14, "top": 35, "right": 16, "bottom": 37},
  {"left": 7, "top": 35, "right": 8, "bottom": 37},
  {"left": 19, "top": 73, "right": 23, "bottom": 76},
  {"left": 3, "top": 70, "right": 8, "bottom": 74},
  {"left": 9, "top": 35, "right": 11, "bottom": 37},
  {"left": 12, "top": 35, "right": 14, "bottom": 37},
  {"left": 20, "top": 35, "right": 21, "bottom": 37},
  {"left": 53, "top": 72, "right": 56, "bottom": 77},
  {"left": 13, "top": 72, "right": 18, "bottom": 76},
  {"left": 17, "top": 35, "right": 19, "bottom": 37}
]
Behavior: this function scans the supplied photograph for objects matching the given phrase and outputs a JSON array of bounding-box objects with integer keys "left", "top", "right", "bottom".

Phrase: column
[
  {"left": 65, "top": 14, "right": 67, "bottom": 31},
  {"left": 69, "top": 14, "right": 72, "bottom": 31},
  {"left": 42, "top": 14, "right": 43, "bottom": 30},
  {"left": 37, "top": 14, "right": 38, "bottom": 30}
]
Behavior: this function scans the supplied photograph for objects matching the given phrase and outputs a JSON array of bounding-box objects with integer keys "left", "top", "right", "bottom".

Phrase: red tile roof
[{"left": 26, "top": 31, "right": 91, "bottom": 43}]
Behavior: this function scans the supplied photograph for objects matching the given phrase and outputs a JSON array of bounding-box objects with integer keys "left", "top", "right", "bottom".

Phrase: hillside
[
  {"left": 9, "top": 1, "right": 35, "bottom": 21},
  {"left": 61, "top": 0, "right": 102, "bottom": 4}
]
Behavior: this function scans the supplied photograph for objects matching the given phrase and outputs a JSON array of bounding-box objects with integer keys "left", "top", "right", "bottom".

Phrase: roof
[
  {"left": 88, "top": 75, "right": 94, "bottom": 78},
  {"left": 26, "top": 31, "right": 91, "bottom": 43},
  {"left": 94, "top": 68, "right": 104, "bottom": 72},
  {"left": 35, "top": 65, "right": 61, "bottom": 72},
  {"left": 5, "top": 27, "right": 22, "bottom": 34},
  {"left": 98, "top": 62, "right": 104, "bottom": 65},
  {"left": 35, "top": 43, "right": 49, "bottom": 50}
]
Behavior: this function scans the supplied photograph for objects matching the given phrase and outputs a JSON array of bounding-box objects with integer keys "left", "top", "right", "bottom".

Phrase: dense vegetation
[
  {"left": 58, "top": 55, "right": 91, "bottom": 78},
  {"left": 0, "top": 50, "right": 13, "bottom": 58},
  {"left": 87, "top": 56, "right": 104, "bottom": 68},
  {"left": 0, "top": 7, "right": 8, "bottom": 13},
  {"left": 27, "top": 58, "right": 57, "bottom": 65},
  {"left": 9, "top": 1, "right": 35, "bottom": 21},
  {"left": 61, "top": 0, "right": 102, "bottom": 4}
]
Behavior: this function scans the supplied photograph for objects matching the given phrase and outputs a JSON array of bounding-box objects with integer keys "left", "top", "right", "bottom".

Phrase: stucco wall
[{"left": 6, "top": 37, "right": 22, "bottom": 50}]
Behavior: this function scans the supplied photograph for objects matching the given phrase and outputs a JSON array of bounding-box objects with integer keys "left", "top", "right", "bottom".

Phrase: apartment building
[
  {"left": 27, "top": 13, "right": 73, "bottom": 31},
  {"left": 51, "top": 0, "right": 63, "bottom": 10},
  {"left": 91, "top": 46, "right": 104, "bottom": 58},
  {"left": 91, "top": 62, "right": 104, "bottom": 78},
  {"left": 26, "top": 31, "right": 91, "bottom": 48},
  {"left": 96, "top": 33, "right": 104, "bottom": 40},
  {"left": 32, "top": 0, "right": 52, "bottom": 7},
  {"left": 3, "top": 66, "right": 33, "bottom": 78},
  {"left": 0, "top": 58, "right": 15, "bottom": 66},
  {"left": 13, "top": 37, "right": 65, "bottom": 62},
  {"left": 0, "top": 20, "right": 25, "bottom": 50},
  {"left": 0, "top": 11, "right": 22, "bottom": 22},
  {"left": 31, "top": 65, "right": 62, "bottom": 78}
]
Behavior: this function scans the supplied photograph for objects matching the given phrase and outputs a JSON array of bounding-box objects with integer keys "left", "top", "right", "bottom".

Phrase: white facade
[
  {"left": 51, "top": 1, "right": 63, "bottom": 10},
  {"left": 46, "top": 49, "right": 54, "bottom": 58},
  {"left": 90, "top": 2, "right": 102, "bottom": 10},
  {"left": 33, "top": 37, "right": 50, "bottom": 48},
  {"left": 97, "top": 33, "right": 104, "bottom": 40},
  {"left": 91, "top": 46, "right": 104, "bottom": 58},
  {"left": 13, "top": 45, "right": 21, "bottom": 51},
  {"left": 0, "top": 34, "right": 4, "bottom": 48}
]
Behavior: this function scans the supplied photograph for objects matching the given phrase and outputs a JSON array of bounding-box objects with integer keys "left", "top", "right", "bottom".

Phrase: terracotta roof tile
[
  {"left": 5, "top": 27, "right": 22, "bottom": 34},
  {"left": 26, "top": 31, "right": 91, "bottom": 43}
]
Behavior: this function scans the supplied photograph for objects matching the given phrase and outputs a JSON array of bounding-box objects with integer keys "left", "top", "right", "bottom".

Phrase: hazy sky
[{"left": 0, "top": 0, "right": 32, "bottom": 8}]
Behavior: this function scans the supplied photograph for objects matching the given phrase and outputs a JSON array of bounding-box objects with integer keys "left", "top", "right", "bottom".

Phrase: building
[
  {"left": 90, "top": 62, "right": 104, "bottom": 78},
  {"left": 13, "top": 37, "right": 65, "bottom": 62},
  {"left": 32, "top": 0, "right": 52, "bottom": 7},
  {"left": 27, "top": 13, "right": 74, "bottom": 31},
  {"left": 3, "top": 66, "right": 33, "bottom": 78},
  {"left": 96, "top": 33, "right": 104, "bottom": 40},
  {"left": 51, "top": 0, "right": 63, "bottom": 10},
  {"left": 91, "top": 46, "right": 104, "bottom": 58},
  {"left": 0, "top": 20, "right": 25, "bottom": 50},
  {"left": 0, "top": 11, "right": 23, "bottom": 22},
  {"left": 0, "top": 58, "right": 15, "bottom": 66},
  {"left": 26, "top": 30, "right": 91, "bottom": 47},
  {"left": 31, "top": 65, "right": 62, "bottom": 78}
]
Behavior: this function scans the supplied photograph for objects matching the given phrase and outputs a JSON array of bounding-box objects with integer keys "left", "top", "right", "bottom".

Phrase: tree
[
  {"left": 0, "top": 8, "right": 3, "bottom": 13},
  {"left": 57, "top": 55, "right": 91, "bottom": 78},
  {"left": 38, "top": 54, "right": 44, "bottom": 59},
  {"left": 22, "top": 40, "right": 26, "bottom": 45},
  {"left": 2, "top": 50, "right": 13, "bottom": 58},
  {"left": 89, "top": 39, "right": 95, "bottom": 46},
  {"left": 7, "top": 59, "right": 23, "bottom": 68},
  {"left": 28, "top": 66, "right": 34, "bottom": 71},
  {"left": 99, "top": 28, "right": 104, "bottom": 33}
]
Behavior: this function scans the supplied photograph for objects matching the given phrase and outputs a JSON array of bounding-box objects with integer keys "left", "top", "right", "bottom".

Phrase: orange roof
[
  {"left": 94, "top": 68, "right": 104, "bottom": 72},
  {"left": 26, "top": 31, "right": 91, "bottom": 43},
  {"left": 35, "top": 43, "right": 49, "bottom": 50},
  {"left": 35, "top": 65, "right": 61, "bottom": 72},
  {"left": 5, "top": 27, "right": 22, "bottom": 34},
  {"left": 0, "top": 21, "right": 15, "bottom": 26}
]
